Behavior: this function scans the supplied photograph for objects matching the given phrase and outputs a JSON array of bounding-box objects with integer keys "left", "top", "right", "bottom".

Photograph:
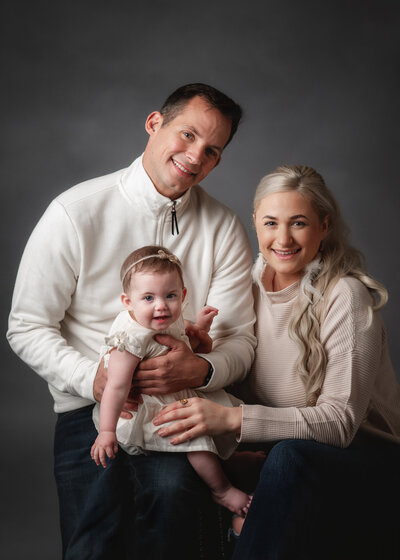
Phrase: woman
[{"left": 154, "top": 165, "right": 400, "bottom": 559}]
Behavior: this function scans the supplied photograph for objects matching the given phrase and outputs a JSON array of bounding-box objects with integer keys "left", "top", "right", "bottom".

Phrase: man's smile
[{"left": 172, "top": 158, "right": 196, "bottom": 176}]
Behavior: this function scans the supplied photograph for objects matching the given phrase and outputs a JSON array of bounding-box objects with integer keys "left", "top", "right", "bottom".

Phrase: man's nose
[{"left": 185, "top": 143, "right": 203, "bottom": 165}]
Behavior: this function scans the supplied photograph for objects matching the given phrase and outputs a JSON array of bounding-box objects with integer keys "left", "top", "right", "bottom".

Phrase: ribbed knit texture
[{"left": 239, "top": 275, "right": 400, "bottom": 448}]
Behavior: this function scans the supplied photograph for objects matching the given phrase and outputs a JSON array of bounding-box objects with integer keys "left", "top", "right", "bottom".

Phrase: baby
[{"left": 91, "top": 245, "right": 251, "bottom": 517}]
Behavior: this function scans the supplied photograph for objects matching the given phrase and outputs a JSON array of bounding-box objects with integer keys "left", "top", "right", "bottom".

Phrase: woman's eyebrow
[
  {"left": 290, "top": 214, "right": 309, "bottom": 220},
  {"left": 261, "top": 214, "right": 309, "bottom": 220}
]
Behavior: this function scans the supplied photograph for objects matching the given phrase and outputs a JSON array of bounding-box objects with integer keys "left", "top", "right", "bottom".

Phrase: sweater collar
[
  {"left": 252, "top": 253, "right": 300, "bottom": 303},
  {"left": 119, "top": 154, "right": 192, "bottom": 218}
]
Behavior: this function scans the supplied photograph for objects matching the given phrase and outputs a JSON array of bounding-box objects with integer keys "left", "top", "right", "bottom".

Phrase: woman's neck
[{"left": 262, "top": 267, "right": 300, "bottom": 292}]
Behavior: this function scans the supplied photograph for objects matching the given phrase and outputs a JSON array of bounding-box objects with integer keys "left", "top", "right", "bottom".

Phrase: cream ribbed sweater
[{"left": 239, "top": 275, "right": 400, "bottom": 448}]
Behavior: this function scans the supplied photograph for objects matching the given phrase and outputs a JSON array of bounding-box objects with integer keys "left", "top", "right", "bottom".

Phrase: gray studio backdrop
[{"left": 2, "top": 1, "right": 399, "bottom": 558}]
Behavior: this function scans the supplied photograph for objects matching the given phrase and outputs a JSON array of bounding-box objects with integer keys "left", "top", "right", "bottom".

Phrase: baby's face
[{"left": 122, "top": 269, "right": 186, "bottom": 331}]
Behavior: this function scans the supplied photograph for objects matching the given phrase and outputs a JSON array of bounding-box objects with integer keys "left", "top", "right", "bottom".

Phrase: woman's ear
[{"left": 321, "top": 215, "right": 330, "bottom": 238}]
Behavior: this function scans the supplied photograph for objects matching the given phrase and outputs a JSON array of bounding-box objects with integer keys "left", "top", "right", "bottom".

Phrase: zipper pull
[{"left": 171, "top": 201, "right": 179, "bottom": 235}]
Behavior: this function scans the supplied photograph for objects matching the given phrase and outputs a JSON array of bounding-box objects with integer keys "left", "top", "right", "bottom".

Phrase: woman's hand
[{"left": 153, "top": 397, "right": 242, "bottom": 445}]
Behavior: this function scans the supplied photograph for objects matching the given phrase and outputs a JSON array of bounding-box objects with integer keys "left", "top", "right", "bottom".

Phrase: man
[{"left": 7, "top": 83, "right": 256, "bottom": 559}]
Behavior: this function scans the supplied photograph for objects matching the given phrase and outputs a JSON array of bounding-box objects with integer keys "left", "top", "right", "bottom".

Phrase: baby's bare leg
[{"left": 188, "top": 451, "right": 252, "bottom": 517}]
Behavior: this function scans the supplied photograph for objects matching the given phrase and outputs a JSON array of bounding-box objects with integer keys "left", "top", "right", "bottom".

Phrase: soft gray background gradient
[{"left": 2, "top": 1, "right": 399, "bottom": 558}]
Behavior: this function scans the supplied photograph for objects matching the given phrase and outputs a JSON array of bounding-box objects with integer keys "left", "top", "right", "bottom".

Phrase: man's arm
[
  {"left": 197, "top": 214, "right": 256, "bottom": 390},
  {"left": 7, "top": 200, "right": 97, "bottom": 401}
]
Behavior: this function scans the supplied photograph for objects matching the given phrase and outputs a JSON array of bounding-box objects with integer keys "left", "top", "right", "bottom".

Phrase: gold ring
[{"left": 180, "top": 398, "right": 189, "bottom": 406}]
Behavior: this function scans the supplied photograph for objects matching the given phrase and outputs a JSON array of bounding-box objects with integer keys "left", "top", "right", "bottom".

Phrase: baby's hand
[
  {"left": 90, "top": 431, "right": 119, "bottom": 468},
  {"left": 196, "top": 306, "right": 218, "bottom": 333}
]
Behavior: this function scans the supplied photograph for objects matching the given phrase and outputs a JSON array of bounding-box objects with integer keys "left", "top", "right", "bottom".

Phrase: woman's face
[{"left": 254, "top": 190, "right": 328, "bottom": 290}]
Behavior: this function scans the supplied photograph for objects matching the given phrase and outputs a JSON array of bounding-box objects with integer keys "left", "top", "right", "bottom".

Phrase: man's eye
[
  {"left": 183, "top": 131, "right": 193, "bottom": 139},
  {"left": 206, "top": 148, "right": 217, "bottom": 157}
]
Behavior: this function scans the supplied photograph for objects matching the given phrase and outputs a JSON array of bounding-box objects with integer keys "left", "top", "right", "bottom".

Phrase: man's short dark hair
[{"left": 160, "top": 83, "right": 242, "bottom": 147}]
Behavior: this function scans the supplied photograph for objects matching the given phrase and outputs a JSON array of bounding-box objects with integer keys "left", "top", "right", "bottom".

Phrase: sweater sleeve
[
  {"left": 198, "top": 214, "right": 256, "bottom": 391},
  {"left": 240, "top": 278, "right": 382, "bottom": 448},
  {"left": 7, "top": 200, "right": 98, "bottom": 401}
]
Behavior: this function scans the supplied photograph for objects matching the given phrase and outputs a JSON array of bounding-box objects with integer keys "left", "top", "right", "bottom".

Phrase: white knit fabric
[{"left": 7, "top": 155, "right": 256, "bottom": 412}]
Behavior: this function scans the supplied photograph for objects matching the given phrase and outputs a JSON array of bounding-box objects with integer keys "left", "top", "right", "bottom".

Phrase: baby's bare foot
[
  {"left": 232, "top": 514, "right": 245, "bottom": 536},
  {"left": 212, "top": 485, "right": 252, "bottom": 517}
]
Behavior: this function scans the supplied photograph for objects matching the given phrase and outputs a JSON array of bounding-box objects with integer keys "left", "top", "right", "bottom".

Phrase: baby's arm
[
  {"left": 185, "top": 306, "right": 218, "bottom": 354},
  {"left": 91, "top": 349, "right": 140, "bottom": 468}
]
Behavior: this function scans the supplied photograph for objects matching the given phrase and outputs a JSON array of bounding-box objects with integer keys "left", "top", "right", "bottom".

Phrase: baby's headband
[{"left": 121, "top": 249, "right": 182, "bottom": 283}]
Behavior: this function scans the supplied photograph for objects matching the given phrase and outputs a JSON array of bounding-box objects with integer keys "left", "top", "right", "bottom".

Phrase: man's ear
[
  {"left": 145, "top": 111, "right": 163, "bottom": 135},
  {"left": 121, "top": 293, "right": 132, "bottom": 309},
  {"left": 182, "top": 287, "right": 187, "bottom": 302}
]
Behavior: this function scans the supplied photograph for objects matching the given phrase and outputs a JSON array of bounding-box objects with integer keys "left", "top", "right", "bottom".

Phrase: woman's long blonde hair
[{"left": 254, "top": 165, "right": 388, "bottom": 405}]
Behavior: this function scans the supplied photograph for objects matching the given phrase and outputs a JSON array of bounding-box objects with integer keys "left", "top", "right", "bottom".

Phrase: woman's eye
[
  {"left": 293, "top": 221, "right": 306, "bottom": 227},
  {"left": 264, "top": 221, "right": 276, "bottom": 227}
]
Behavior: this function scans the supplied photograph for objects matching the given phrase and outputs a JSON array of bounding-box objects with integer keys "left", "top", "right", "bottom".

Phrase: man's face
[{"left": 142, "top": 96, "right": 232, "bottom": 199}]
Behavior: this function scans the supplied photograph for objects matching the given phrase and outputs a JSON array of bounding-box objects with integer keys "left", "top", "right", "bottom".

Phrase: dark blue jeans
[
  {"left": 54, "top": 405, "right": 221, "bottom": 560},
  {"left": 233, "top": 434, "right": 400, "bottom": 560}
]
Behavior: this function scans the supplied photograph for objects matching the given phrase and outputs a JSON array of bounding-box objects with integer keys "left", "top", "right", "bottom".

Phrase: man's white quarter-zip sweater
[{"left": 7, "top": 155, "right": 256, "bottom": 412}]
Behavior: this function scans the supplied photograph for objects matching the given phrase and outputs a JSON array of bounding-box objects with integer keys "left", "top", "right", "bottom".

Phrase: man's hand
[
  {"left": 134, "top": 334, "right": 210, "bottom": 395},
  {"left": 185, "top": 323, "right": 213, "bottom": 354},
  {"left": 93, "top": 357, "right": 141, "bottom": 418}
]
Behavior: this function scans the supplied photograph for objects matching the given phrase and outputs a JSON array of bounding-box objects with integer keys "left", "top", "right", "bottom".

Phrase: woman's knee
[{"left": 263, "top": 439, "right": 315, "bottom": 471}]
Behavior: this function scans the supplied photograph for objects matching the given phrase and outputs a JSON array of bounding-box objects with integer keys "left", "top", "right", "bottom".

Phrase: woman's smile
[{"left": 254, "top": 190, "right": 328, "bottom": 290}]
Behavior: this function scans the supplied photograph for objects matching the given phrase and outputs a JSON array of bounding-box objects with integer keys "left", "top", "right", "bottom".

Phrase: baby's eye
[
  {"left": 166, "top": 293, "right": 176, "bottom": 299},
  {"left": 144, "top": 295, "right": 153, "bottom": 302}
]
